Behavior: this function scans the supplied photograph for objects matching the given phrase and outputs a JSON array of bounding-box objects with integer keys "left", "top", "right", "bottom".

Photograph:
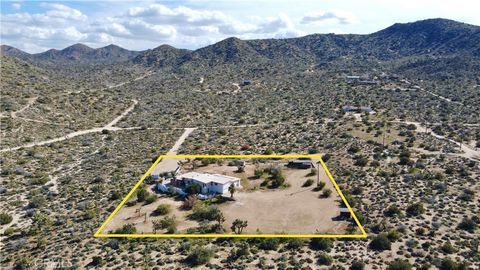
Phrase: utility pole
[
  {"left": 382, "top": 130, "right": 386, "bottom": 148},
  {"left": 317, "top": 161, "right": 320, "bottom": 186}
]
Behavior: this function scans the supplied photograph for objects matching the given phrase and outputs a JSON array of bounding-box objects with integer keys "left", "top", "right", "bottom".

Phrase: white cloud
[
  {"left": 301, "top": 10, "right": 357, "bottom": 25},
  {"left": 0, "top": 2, "right": 331, "bottom": 52},
  {"left": 256, "top": 14, "right": 294, "bottom": 33},
  {"left": 125, "top": 4, "right": 226, "bottom": 26},
  {"left": 11, "top": 3, "right": 21, "bottom": 10}
]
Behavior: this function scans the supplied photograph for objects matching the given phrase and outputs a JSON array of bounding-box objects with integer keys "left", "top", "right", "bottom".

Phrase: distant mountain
[
  {"left": 1, "top": 43, "right": 142, "bottom": 65},
  {"left": 131, "top": 18, "right": 479, "bottom": 73},
  {"left": 132, "top": 44, "right": 190, "bottom": 67},
  {"left": 0, "top": 45, "right": 30, "bottom": 58},
  {"left": 2, "top": 18, "right": 479, "bottom": 72},
  {"left": 365, "top": 18, "right": 480, "bottom": 58}
]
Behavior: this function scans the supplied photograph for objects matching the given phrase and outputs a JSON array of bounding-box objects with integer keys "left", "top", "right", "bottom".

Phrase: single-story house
[
  {"left": 342, "top": 106, "right": 374, "bottom": 113},
  {"left": 287, "top": 159, "right": 314, "bottom": 169},
  {"left": 176, "top": 172, "right": 241, "bottom": 195}
]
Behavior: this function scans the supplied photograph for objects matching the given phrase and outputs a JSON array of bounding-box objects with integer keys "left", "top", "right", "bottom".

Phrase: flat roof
[
  {"left": 178, "top": 172, "right": 240, "bottom": 185},
  {"left": 289, "top": 159, "right": 313, "bottom": 163}
]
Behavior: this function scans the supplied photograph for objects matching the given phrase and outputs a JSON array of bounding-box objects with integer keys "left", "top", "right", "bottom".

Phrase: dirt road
[
  {"left": 0, "top": 99, "right": 138, "bottom": 153},
  {"left": 150, "top": 128, "right": 197, "bottom": 176},
  {"left": 397, "top": 120, "right": 479, "bottom": 160}
]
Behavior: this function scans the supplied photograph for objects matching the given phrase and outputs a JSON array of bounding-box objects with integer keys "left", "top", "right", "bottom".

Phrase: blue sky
[{"left": 1, "top": 0, "right": 479, "bottom": 53}]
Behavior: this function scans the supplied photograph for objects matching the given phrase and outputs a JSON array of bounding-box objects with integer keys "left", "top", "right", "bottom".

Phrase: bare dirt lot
[{"left": 218, "top": 162, "right": 349, "bottom": 234}]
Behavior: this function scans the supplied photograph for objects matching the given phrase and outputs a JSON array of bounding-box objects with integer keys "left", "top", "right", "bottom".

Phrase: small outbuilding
[
  {"left": 339, "top": 208, "right": 352, "bottom": 219},
  {"left": 287, "top": 159, "right": 314, "bottom": 169}
]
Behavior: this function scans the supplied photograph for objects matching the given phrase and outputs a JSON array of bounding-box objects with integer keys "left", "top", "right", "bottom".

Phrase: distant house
[
  {"left": 287, "top": 159, "right": 314, "bottom": 169},
  {"left": 342, "top": 106, "right": 374, "bottom": 113},
  {"left": 175, "top": 172, "right": 241, "bottom": 195},
  {"left": 346, "top": 75, "right": 360, "bottom": 84},
  {"left": 346, "top": 75, "right": 378, "bottom": 85},
  {"left": 242, "top": 79, "right": 252, "bottom": 86}
]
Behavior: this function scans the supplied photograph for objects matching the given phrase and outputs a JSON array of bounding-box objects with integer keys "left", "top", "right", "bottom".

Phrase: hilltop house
[{"left": 173, "top": 172, "right": 241, "bottom": 195}]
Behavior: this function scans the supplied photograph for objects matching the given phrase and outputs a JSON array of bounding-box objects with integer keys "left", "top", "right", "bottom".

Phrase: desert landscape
[{"left": 0, "top": 2, "right": 479, "bottom": 268}]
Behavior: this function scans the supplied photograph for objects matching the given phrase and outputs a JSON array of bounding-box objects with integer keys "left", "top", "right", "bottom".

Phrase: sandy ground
[
  {"left": 102, "top": 192, "right": 199, "bottom": 234},
  {"left": 218, "top": 162, "right": 349, "bottom": 234}
]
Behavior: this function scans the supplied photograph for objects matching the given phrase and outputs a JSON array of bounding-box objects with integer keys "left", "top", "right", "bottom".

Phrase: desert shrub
[
  {"left": 317, "top": 252, "right": 333, "bottom": 265},
  {"left": 84, "top": 209, "right": 98, "bottom": 220},
  {"left": 354, "top": 157, "right": 368, "bottom": 166},
  {"left": 0, "top": 212, "right": 13, "bottom": 225},
  {"left": 114, "top": 224, "right": 136, "bottom": 234},
  {"left": 350, "top": 260, "right": 365, "bottom": 270},
  {"left": 110, "top": 191, "right": 121, "bottom": 200},
  {"left": 154, "top": 204, "right": 171, "bottom": 216},
  {"left": 369, "top": 234, "right": 391, "bottom": 251},
  {"left": 185, "top": 246, "right": 214, "bottom": 266},
  {"left": 459, "top": 189, "right": 474, "bottom": 201},
  {"left": 286, "top": 238, "right": 306, "bottom": 250},
  {"left": 457, "top": 217, "right": 477, "bottom": 233},
  {"left": 386, "top": 259, "right": 412, "bottom": 270},
  {"left": 254, "top": 168, "right": 263, "bottom": 179},
  {"left": 321, "top": 188, "right": 332, "bottom": 198},
  {"left": 15, "top": 258, "right": 32, "bottom": 269},
  {"left": 387, "top": 230, "right": 402, "bottom": 241},
  {"left": 157, "top": 216, "right": 177, "bottom": 233},
  {"left": 313, "top": 181, "right": 326, "bottom": 191},
  {"left": 28, "top": 196, "right": 46, "bottom": 208},
  {"left": 307, "top": 168, "right": 317, "bottom": 176},
  {"left": 229, "top": 242, "right": 250, "bottom": 260},
  {"left": 183, "top": 195, "right": 198, "bottom": 210},
  {"left": 302, "top": 179, "right": 314, "bottom": 187},
  {"left": 439, "top": 258, "right": 469, "bottom": 270},
  {"left": 136, "top": 187, "right": 148, "bottom": 202},
  {"left": 348, "top": 145, "right": 360, "bottom": 153},
  {"left": 258, "top": 238, "right": 280, "bottom": 250},
  {"left": 370, "top": 160, "right": 380, "bottom": 167},
  {"left": 91, "top": 256, "right": 104, "bottom": 266},
  {"left": 144, "top": 194, "right": 157, "bottom": 204},
  {"left": 191, "top": 204, "right": 221, "bottom": 221},
  {"left": 310, "top": 238, "right": 333, "bottom": 251},
  {"left": 351, "top": 186, "right": 363, "bottom": 195},
  {"left": 270, "top": 169, "right": 286, "bottom": 188},
  {"left": 406, "top": 202, "right": 425, "bottom": 216},
  {"left": 441, "top": 242, "right": 456, "bottom": 254},
  {"left": 384, "top": 204, "right": 402, "bottom": 217}
]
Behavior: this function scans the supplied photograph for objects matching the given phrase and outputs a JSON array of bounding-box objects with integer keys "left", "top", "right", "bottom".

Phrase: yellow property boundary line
[{"left": 94, "top": 154, "right": 367, "bottom": 238}]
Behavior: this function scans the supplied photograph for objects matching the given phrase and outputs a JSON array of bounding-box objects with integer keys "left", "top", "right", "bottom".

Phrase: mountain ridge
[{"left": 1, "top": 18, "right": 479, "bottom": 67}]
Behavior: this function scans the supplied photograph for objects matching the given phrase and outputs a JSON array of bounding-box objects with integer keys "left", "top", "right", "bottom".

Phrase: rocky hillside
[{"left": 1, "top": 43, "right": 142, "bottom": 65}]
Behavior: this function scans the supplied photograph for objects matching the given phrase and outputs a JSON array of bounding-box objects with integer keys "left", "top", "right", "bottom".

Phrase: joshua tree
[
  {"left": 152, "top": 219, "right": 162, "bottom": 233},
  {"left": 228, "top": 184, "right": 236, "bottom": 198},
  {"left": 231, "top": 219, "right": 248, "bottom": 234}
]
